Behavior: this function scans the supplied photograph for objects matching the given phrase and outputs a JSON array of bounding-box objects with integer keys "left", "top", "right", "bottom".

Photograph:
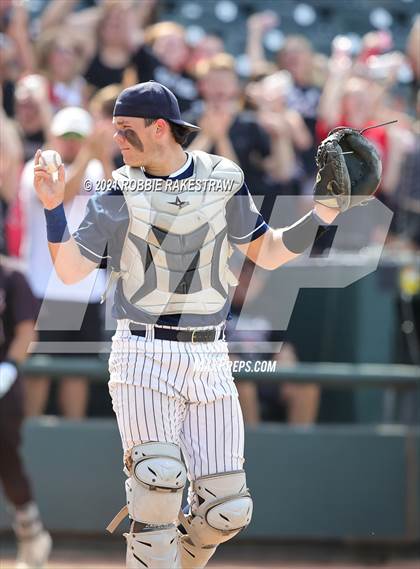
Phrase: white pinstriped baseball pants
[{"left": 108, "top": 320, "right": 245, "bottom": 480}]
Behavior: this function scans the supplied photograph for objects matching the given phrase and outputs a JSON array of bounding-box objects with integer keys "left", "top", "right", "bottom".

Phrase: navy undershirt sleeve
[
  {"left": 226, "top": 183, "right": 269, "bottom": 244},
  {"left": 72, "top": 188, "right": 127, "bottom": 264}
]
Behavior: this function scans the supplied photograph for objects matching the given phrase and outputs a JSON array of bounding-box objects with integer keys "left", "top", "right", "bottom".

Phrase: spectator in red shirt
[
  {"left": 317, "top": 68, "right": 409, "bottom": 198},
  {"left": 317, "top": 76, "right": 388, "bottom": 162}
]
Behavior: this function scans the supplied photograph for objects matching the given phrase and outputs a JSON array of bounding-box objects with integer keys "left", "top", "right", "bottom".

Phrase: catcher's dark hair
[{"left": 144, "top": 118, "right": 191, "bottom": 146}]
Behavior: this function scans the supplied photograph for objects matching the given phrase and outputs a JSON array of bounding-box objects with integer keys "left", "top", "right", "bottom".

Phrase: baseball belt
[{"left": 129, "top": 323, "right": 225, "bottom": 343}]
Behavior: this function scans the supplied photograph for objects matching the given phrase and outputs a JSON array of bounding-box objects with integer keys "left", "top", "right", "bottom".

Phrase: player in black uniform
[{"left": 0, "top": 258, "right": 52, "bottom": 569}]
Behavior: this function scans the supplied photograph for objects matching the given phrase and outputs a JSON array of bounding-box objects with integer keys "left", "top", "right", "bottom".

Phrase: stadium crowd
[{"left": 0, "top": 0, "right": 419, "bottom": 423}]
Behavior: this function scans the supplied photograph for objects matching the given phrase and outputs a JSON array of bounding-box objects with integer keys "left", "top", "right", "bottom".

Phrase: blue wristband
[{"left": 44, "top": 203, "right": 70, "bottom": 243}]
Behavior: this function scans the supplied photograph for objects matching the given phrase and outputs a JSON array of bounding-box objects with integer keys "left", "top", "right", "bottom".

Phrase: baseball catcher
[{"left": 33, "top": 81, "right": 384, "bottom": 569}]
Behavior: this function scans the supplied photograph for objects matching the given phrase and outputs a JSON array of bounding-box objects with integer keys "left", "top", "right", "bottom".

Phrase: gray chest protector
[{"left": 112, "top": 151, "right": 243, "bottom": 317}]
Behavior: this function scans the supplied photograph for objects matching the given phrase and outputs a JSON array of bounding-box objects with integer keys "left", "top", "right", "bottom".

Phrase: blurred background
[{"left": 0, "top": 0, "right": 419, "bottom": 567}]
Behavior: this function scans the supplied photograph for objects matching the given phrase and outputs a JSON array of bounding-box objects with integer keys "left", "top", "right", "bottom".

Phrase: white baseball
[{"left": 39, "top": 150, "right": 62, "bottom": 177}]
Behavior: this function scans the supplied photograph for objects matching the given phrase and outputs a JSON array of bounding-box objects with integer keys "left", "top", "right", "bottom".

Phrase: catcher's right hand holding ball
[
  {"left": 38, "top": 150, "right": 62, "bottom": 177},
  {"left": 33, "top": 148, "right": 66, "bottom": 210}
]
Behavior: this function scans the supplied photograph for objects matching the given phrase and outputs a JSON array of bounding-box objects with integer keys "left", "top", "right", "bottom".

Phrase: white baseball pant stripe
[{"left": 108, "top": 319, "right": 245, "bottom": 479}]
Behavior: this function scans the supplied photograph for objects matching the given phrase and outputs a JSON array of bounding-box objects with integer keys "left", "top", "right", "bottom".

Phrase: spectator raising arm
[
  {"left": 5, "top": 2, "right": 34, "bottom": 74},
  {"left": 40, "top": 0, "right": 79, "bottom": 31},
  {"left": 257, "top": 111, "right": 296, "bottom": 182},
  {"left": 134, "top": 0, "right": 158, "bottom": 31},
  {"left": 39, "top": 0, "right": 101, "bottom": 53},
  {"left": 247, "top": 71, "right": 312, "bottom": 183},
  {"left": 288, "top": 110, "right": 313, "bottom": 151},
  {"left": 246, "top": 11, "right": 278, "bottom": 77},
  {"left": 381, "top": 126, "right": 414, "bottom": 197},
  {"left": 318, "top": 55, "right": 352, "bottom": 129},
  {"left": 258, "top": 109, "right": 311, "bottom": 183}
]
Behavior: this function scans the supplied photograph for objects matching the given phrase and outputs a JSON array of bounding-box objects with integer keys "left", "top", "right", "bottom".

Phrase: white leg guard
[
  {"left": 124, "top": 442, "right": 187, "bottom": 569},
  {"left": 178, "top": 470, "right": 253, "bottom": 569},
  {"left": 125, "top": 523, "right": 180, "bottom": 569},
  {"left": 126, "top": 442, "right": 187, "bottom": 524}
]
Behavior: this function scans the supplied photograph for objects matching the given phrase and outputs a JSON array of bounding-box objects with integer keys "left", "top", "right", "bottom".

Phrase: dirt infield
[
  {"left": 1, "top": 542, "right": 419, "bottom": 569},
  {"left": 2, "top": 558, "right": 420, "bottom": 569},
  {"left": 2, "top": 560, "right": 420, "bottom": 569}
]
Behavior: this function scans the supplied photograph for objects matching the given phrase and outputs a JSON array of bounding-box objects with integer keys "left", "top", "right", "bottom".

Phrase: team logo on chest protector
[
  {"left": 168, "top": 195, "right": 190, "bottom": 209},
  {"left": 113, "top": 151, "right": 244, "bottom": 317}
]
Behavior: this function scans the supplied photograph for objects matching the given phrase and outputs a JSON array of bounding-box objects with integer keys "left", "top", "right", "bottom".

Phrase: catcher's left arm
[{"left": 237, "top": 125, "right": 385, "bottom": 270}]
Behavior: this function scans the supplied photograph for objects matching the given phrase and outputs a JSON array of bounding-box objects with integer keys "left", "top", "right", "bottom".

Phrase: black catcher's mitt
[{"left": 313, "top": 127, "right": 382, "bottom": 212}]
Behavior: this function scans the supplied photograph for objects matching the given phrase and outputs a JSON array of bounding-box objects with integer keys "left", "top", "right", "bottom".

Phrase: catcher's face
[{"left": 113, "top": 116, "right": 164, "bottom": 168}]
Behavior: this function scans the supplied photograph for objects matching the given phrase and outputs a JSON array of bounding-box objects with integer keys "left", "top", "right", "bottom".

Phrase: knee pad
[
  {"left": 126, "top": 442, "right": 187, "bottom": 525},
  {"left": 178, "top": 470, "right": 253, "bottom": 568},
  {"left": 125, "top": 524, "right": 180, "bottom": 569}
]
